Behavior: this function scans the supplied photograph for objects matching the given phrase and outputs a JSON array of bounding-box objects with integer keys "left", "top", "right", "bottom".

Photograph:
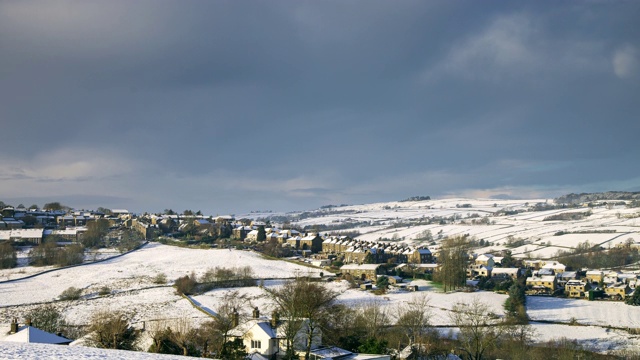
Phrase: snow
[
  {"left": 527, "top": 296, "right": 640, "bottom": 328},
  {"left": 0, "top": 243, "right": 324, "bottom": 308},
  {"left": 0, "top": 342, "right": 201, "bottom": 359},
  {"left": 2, "top": 197, "right": 640, "bottom": 356}
]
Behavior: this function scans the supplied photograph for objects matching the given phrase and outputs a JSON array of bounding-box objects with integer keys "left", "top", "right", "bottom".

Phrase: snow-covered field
[
  {"left": 263, "top": 197, "right": 640, "bottom": 259},
  {"left": 2, "top": 197, "right": 640, "bottom": 357},
  {"left": 0, "top": 341, "right": 198, "bottom": 360}
]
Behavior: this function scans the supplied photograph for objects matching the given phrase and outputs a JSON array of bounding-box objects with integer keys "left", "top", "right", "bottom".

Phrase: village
[
  {"left": 2, "top": 200, "right": 639, "bottom": 304},
  {"left": 2, "top": 196, "right": 640, "bottom": 359}
]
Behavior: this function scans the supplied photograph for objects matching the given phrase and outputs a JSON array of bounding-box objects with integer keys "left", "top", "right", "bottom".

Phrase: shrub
[
  {"left": 98, "top": 286, "right": 111, "bottom": 296},
  {"left": 0, "top": 242, "right": 17, "bottom": 269},
  {"left": 175, "top": 274, "right": 197, "bottom": 295},
  {"left": 153, "top": 273, "right": 167, "bottom": 285},
  {"left": 86, "top": 310, "right": 138, "bottom": 350},
  {"left": 26, "top": 304, "right": 66, "bottom": 334},
  {"left": 60, "top": 287, "right": 82, "bottom": 301}
]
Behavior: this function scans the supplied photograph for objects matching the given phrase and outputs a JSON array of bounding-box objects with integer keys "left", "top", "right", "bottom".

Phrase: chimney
[
  {"left": 25, "top": 317, "right": 32, "bottom": 327},
  {"left": 253, "top": 307, "right": 260, "bottom": 319},
  {"left": 10, "top": 318, "right": 18, "bottom": 334},
  {"left": 232, "top": 309, "right": 239, "bottom": 328},
  {"left": 271, "top": 311, "right": 279, "bottom": 328}
]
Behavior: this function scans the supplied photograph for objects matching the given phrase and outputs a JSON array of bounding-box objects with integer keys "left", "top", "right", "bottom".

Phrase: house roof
[
  {"left": 2, "top": 326, "right": 71, "bottom": 344},
  {"left": 491, "top": 267, "right": 519, "bottom": 274},
  {"left": 0, "top": 229, "right": 43, "bottom": 240},
  {"left": 542, "top": 261, "right": 566, "bottom": 270},
  {"left": 341, "top": 264, "right": 380, "bottom": 271},
  {"left": 228, "top": 319, "right": 274, "bottom": 338},
  {"left": 557, "top": 271, "right": 577, "bottom": 279},
  {"left": 247, "top": 353, "right": 270, "bottom": 360}
]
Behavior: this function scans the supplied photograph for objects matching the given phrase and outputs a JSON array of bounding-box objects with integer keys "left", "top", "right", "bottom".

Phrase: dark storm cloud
[{"left": 1, "top": 1, "right": 639, "bottom": 213}]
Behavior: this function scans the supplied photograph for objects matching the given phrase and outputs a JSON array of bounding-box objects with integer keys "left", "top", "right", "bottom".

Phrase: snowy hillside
[
  {"left": 249, "top": 197, "right": 640, "bottom": 259},
  {"left": 2, "top": 196, "right": 640, "bottom": 357}
]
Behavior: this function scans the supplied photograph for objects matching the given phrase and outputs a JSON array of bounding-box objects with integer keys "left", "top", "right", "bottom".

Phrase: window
[{"left": 251, "top": 340, "right": 261, "bottom": 349}]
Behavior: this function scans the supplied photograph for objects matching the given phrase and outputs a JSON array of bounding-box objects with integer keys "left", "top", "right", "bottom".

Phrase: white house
[{"left": 229, "top": 311, "right": 321, "bottom": 358}]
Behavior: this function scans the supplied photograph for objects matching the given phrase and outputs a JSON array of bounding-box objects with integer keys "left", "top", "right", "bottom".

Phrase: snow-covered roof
[
  {"left": 542, "top": 261, "right": 566, "bottom": 270},
  {"left": 0, "top": 229, "right": 43, "bottom": 239},
  {"left": 341, "top": 264, "right": 380, "bottom": 271},
  {"left": 557, "top": 271, "right": 577, "bottom": 279},
  {"left": 491, "top": 267, "right": 519, "bottom": 275},
  {"left": 2, "top": 326, "right": 71, "bottom": 344}
]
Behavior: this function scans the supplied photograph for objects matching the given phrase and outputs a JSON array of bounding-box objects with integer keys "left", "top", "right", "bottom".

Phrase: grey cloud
[{"left": 1, "top": 1, "right": 639, "bottom": 213}]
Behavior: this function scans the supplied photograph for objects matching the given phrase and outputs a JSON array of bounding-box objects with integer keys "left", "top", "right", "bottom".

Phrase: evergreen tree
[
  {"left": 256, "top": 225, "right": 266, "bottom": 242},
  {"left": 626, "top": 289, "right": 640, "bottom": 306},
  {"left": 504, "top": 281, "right": 527, "bottom": 323}
]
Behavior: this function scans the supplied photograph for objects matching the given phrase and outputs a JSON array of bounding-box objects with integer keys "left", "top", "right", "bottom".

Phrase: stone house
[
  {"left": 467, "top": 264, "right": 492, "bottom": 279},
  {"left": 408, "top": 248, "right": 432, "bottom": 264},
  {"left": 490, "top": 267, "right": 521, "bottom": 280},
  {"left": 475, "top": 254, "right": 495, "bottom": 267},
  {"left": 340, "top": 264, "right": 382, "bottom": 281},
  {"left": 565, "top": 280, "right": 591, "bottom": 298},
  {"left": 605, "top": 283, "right": 632, "bottom": 300},
  {"left": 298, "top": 234, "right": 323, "bottom": 253},
  {"left": 526, "top": 275, "right": 557, "bottom": 295},
  {"left": 585, "top": 270, "right": 604, "bottom": 284}
]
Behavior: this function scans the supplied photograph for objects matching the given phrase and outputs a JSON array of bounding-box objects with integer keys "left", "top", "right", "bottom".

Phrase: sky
[{"left": 1, "top": 1, "right": 639, "bottom": 215}]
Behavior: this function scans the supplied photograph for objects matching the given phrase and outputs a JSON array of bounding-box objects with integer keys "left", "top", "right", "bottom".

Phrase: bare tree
[
  {"left": 395, "top": 293, "right": 432, "bottom": 357},
  {"left": 264, "top": 277, "right": 338, "bottom": 360},
  {"left": 26, "top": 304, "right": 67, "bottom": 334},
  {"left": 209, "top": 290, "right": 250, "bottom": 357},
  {"left": 82, "top": 218, "right": 110, "bottom": 248},
  {"left": 499, "top": 324, "right": 537, "bottom": 359},
  {"left": 437, "top": 236, "right": 470, "bottom": 292},
  {"left": 86, "top": 310, "right": 138, "bottom": 350},
  {"left": 449, "top": 297, "right": 503, "bottom": 360},
  {"left": 356, "top": 299, "right": 391, "bottom": 340},
  {"left": 148, "top": 320, "right": 179, "bottom": 354},
  {"left": 168, "top": 317, "right": 198, "bottom": 356}
]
